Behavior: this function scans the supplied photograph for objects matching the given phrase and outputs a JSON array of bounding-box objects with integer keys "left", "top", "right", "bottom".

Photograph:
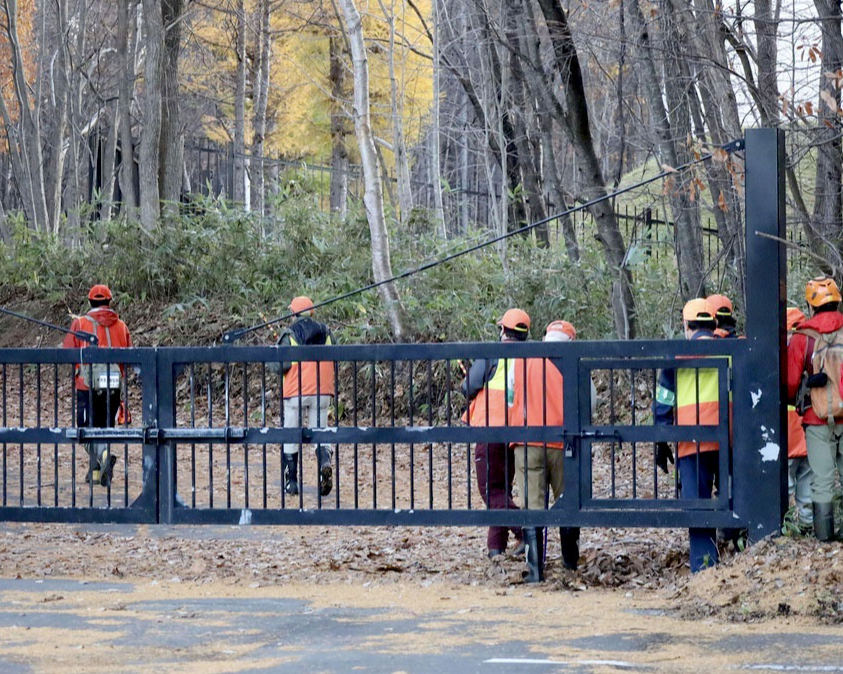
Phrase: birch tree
[{"left": 336, "top": 0, "right": 406, "bottom": 339}]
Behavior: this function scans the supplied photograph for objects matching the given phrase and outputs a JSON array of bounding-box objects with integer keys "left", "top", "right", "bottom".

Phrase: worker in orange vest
[
  {"left": 786, "top": 306, "right": 812, "bottom": 528},
  {"left": 62, "top": 285, "right": 132, "bottom": 486},
  {"left": 269, "top": 297, "right": 336, "bottom": 497},
  {"left": 707, "top": 293, "right": 740, "bottom": 339},
  {"left": 654, "top": 299, "right": 722, "bottom": 571},
  {"left": 509, "top": 320, "right": 597, "bottom": 571},
  {"left": 460, "top": 308, "right": 528, "bottom": 559}
]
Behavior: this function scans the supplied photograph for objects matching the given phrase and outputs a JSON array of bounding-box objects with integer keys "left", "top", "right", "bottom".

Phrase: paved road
[{"left": 0, "top": 576, "right": 841, "bottom": 673}]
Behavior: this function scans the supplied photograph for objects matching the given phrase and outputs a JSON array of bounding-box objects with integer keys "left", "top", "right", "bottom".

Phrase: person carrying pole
[
  {"left": 787, "top": 277, "right": 843, "bottom": 541},
  {"left": 62, "top": 285, "right": 132, "bottom": 486},
  {"left": 460, "top": 309, "right": 528, "bottom": 559},
  {"left": 268, "top": 296, "right": 336, "bottom": 497},
  {"left": 654, "top": 299, "right": 723, "bottom": 572}
]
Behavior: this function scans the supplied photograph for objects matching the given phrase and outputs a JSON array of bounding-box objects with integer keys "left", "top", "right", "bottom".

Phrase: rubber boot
[
  {"left": 560, "top": 527, "right": 580, "bottom": 571},
  {"left": 317, "top": 445, "right": 333, "bottom": 497},
  {"left": 813, "top": 501, "right": 837, "bottom": 542},
  {"left": 523, "top": 527, "right": 544, "bottom": 583},
  {"left": 283, "top": 453, "right": 299, "bottom": 495},
  {"left": 85, "top": 444, "right": 100, "bottom": 484},
  {"left": 97, "top": 444, "right": 117, "bottom": 487}
]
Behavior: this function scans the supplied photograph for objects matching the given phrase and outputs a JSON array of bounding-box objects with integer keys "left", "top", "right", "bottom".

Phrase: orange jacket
[
  {"left": 787, "top": 406, "right": 807, "bottom": 458},
  {"left": 509, "top": 357, "right": 564, "bottom": 448},
  {"left": 461, "top": 357, "right": 526, "bottom": 427},
  {"left": 277, "top": 317, "right": 336, "bottom": 399},
  {"left": 61, "top": 308, "right": 132, "bottom": 391}
]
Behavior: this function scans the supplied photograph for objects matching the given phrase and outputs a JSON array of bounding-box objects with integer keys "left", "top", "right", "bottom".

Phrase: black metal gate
[{"left": 0, "top": 129, "right": 788, "bottom": 559}]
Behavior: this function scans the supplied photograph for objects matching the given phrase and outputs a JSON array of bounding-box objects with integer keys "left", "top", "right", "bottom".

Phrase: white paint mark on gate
[{"left": 759, "top": 442, "right": 780, "bottom": 462}]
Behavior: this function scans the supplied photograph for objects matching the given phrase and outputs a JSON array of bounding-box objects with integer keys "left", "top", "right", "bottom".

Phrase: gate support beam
[{"left": 734, "top": 128, "right": 788, "bottom": 540}]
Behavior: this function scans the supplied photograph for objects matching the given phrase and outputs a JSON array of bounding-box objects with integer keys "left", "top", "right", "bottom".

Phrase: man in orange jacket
[
  {"left": 786, "top": 307, "right": 812, "bottom": 528},
  {"left": 509, "top": 320, "right": 597, "bottom": 571},
  {"left": 460, "top": 308, "right": 528, "bottom": 559},
  {"left": 268, "top": 297, "right": 336, "bottom": 497},
  {"left": 787, "top": 277, "right": 843, "bottom": 541},
  {"left": 62, "top": 285, "right": 132, "bottom": 486}
]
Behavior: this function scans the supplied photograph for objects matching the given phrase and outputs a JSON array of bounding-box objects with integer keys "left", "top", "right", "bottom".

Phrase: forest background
[{"left": 0, "top": 0, "right": 839, "bottom": 344}]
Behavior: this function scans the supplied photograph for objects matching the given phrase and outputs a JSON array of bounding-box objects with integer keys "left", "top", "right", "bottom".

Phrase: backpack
[
  {"left": 797, "top": 327, "right": 843, "bottom": 422},
  {"left": 79, "top": 315, "right": 123, "bottom": 391}
]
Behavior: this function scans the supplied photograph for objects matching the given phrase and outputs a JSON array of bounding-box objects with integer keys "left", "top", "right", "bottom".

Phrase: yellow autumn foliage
[
  {"left": 0, "top": 0, "right": 38, "bottom": 125},
  {"left": 187, "top": 0, "right": 434, "bottom": 166}
]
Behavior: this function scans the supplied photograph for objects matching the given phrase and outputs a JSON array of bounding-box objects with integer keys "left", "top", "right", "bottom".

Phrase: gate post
[{"left": 734, "top": 128, "right": 788, "bottom": 540}]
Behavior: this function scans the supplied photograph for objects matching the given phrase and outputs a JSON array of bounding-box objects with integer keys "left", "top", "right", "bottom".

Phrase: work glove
[
  {"left": 655, "top": 441, "right": 674, "bottom": 474},
  {"left": 807, "top": 373, "right": 829, "bottom": 388}
]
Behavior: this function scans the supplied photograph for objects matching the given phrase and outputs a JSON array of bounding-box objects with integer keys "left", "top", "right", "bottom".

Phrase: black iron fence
[
  {"left": 0, "top": 130, "right": 790, "bottom": 579},
  {"left": 0, "top": 341, "right": 741, "bottom": 522}
]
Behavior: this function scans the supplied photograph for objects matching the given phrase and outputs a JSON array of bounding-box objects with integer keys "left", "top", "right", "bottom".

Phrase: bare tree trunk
[
  {"left": 430, "top": 0, "right": 446, "bottom": 234},
  {"left": 534, "top": 0, "right": 637, "bottom": 338},
  {"left": 139, "top": 0, "right": 164, "bottom": 231},
  {"left": 336, "top": 0, "right": 406, "bottom": 340},
  {"left": 251, "top": 0, "right": 271, "bottom": 219},
  {"left": 503, "top": 0, "right": 548, "bottom": 244},
  {"left": 159, "top": 0, "right": 184, "bottom": 212},
  {"left": 0, "top": 0, "right": 50, "bottom": 231},
  {"left": 514, "top": 0, "right": 578, "bottom": 259},
  {"left": 754, "top": 0, "right": 781, "bottom": 124},
  {"left": 812, "top": 0, "right": 843, "bottom": 261},
  {"left": 627, "top": 0, "right": 705, "bottom": 299},
  {"left": 43, "top": 0, "right": 70, "bottom": 232},
  {"left": 99, "top": 102, "right": 120, "bottom": 221},
  {"left": 118, "top": 0, "right": 138, "bottom": 218},
  {"left": 378, "top": 0, "right": 413, "bottom": 225},
  {"left": 329, "top": 35, "right": 349, "bottom": 218},
  {"left": 233, "top": 0, "right": 247, "bottom": 205}
]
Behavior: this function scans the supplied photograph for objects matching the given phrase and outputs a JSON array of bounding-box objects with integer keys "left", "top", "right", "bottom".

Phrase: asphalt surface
[{"left": 0, "top": 576, "right": 842, "bottom": 673}]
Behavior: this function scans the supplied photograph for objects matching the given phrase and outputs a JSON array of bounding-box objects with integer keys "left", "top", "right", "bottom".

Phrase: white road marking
[
  {"left": 738, "top": 667, "right": 843, "bottom": 672},
  {"left": 484, "top": 658, "right": 643, "bottom": 668}
]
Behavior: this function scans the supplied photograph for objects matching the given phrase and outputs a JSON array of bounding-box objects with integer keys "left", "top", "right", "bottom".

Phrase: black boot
[
  {"left": 523, "top": 527, "right": 544, "bottom": 583},
  {"left": 283, "top": 453, "right": 299, "bottom": 495},
  {"left": 84, "top": 445, "right": 100, "bottom": 484},
  {"left": 317, "top": 445, "right": 333, "bottom": 497},
  {"left": 100, "top": 453, "right": 117, "bottom": 487},
  {"left": 813, "top": 502, "right": 838, "bottom": 541},
  {"left": 560, "top": 527, "right": 580, "bottom": 571}
]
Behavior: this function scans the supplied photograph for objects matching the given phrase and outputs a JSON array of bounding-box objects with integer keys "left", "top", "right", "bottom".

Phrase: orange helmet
[
  {"left": 706, "top": 293, "right": 733, "bottom": 318},
  {"left": 545, "top": 320, "right": 576, "bottom": 341},
  {"left": 805, "top": 276, "right": 842, "bottom": 308},
  {"left": 786, "top": 307, "right": 806, "bottom": 331},
  {"left": 88, "top": 284, "right": 112, "bottom": 301},
  {"left": 682, "top": 298, "right": 714, "bottom": 322},
  {"left": 289, "top": 296, "right": 315, "bottom": 315},
  {"left": 497, "top": 308, "right": 531, "bottom": 333}
]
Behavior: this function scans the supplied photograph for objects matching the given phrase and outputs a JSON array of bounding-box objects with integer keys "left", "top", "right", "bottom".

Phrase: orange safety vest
[
  {"left": 283, "top": 331, "right": 336, "bottom": 399},
  {"left": 62, "top": 311, "right": 132, "bottom": 391},
  {"left": 509, "top": 357, "right": 564, "bottom": 448},
  {"left": 675, "top": 343, "right": 731, "bottom": 459},
  {"left": 463, "top": 358, "right": 524, "bottom": 427},
  {"left": 787, "top": 405, "right": 807, "bottom": 458}
]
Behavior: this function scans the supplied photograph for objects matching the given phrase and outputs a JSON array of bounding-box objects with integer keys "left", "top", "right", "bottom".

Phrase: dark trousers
[
  {"left": 678, "top": 451, "right": 720, "bottom": 572},
  {"left": 475, "top": 442, "right": 521, "bottom": 551},
  {"left": 76, "top": 390, "right": 121, "bottom": 429}
]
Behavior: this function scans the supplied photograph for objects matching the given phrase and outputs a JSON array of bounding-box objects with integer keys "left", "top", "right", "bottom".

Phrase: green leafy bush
[{"left": 0, "top": 184, "right": 747, "bottom": 345}]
